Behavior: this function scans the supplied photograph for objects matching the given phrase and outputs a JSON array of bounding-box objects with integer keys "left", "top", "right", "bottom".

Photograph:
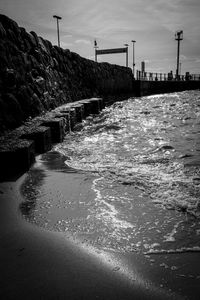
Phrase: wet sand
[
  {"left": 0, "top": 178, "right": 177, "bottom": 300},
  {"left": 0, "top": 154, "right": 197, "bottom": 299}
]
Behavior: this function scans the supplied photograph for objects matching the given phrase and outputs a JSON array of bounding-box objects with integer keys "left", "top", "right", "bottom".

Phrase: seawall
[
  {"left": 0, "top": 14, "right": 133, "bottom": 134},
  {"left": 1, "top": 14, "right": 200, "bottom": 134},
  {"left": 133, "top": 80, "right": 200, "bottom": 97}
]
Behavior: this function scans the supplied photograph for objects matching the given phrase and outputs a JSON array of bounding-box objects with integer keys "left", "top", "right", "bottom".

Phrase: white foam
[
  {"left": 91, "top": 178, "right": 134, "bottom": 231},
  {"left": 145, "top": 246, "right": 200, "bottom": 255},
  {"left": 163, "top": 221, "right": 182, "bottom": 242}
]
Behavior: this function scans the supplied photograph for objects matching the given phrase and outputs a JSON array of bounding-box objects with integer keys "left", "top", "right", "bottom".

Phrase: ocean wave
[
  {"left": 145, "top": 246, "right": 200, "bottom": 255},
  {"left": 52, "top": 90, "right": 200, "bottom": 252}
]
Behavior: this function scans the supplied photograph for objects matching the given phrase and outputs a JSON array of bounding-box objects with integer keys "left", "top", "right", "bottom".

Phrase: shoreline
[
  {"left": 0, "top": 171, "right": 181, "bottom": 300},
  {"left": 1, "top": 151, "right": 199, "bottom": 299}
]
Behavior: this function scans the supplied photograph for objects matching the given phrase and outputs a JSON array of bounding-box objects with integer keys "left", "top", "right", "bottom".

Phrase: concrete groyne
[{"left": 0, "top": 97, "right": 104, "bottom": 181}]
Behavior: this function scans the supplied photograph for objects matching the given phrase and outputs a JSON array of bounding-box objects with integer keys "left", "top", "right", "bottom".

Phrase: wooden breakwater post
[
  {"left": 57, "top": 107, "right": 77, "bottom": 131},
  {"left": 53, "top": 112, "right": 70, "bottom": 133},
  {"left": 20, "top": 126, "right": 52, "bottom": 154},
  {"left": 0, "top": 97, "right": 104, "bottom": 182},
  {"left": 70, "top": 103, "right": 84, "bottom": 123},
  {"left": 89, "top": 98, "right": 101, "bottom": 114},
  {"left": 40, "top": 118, "right": 66, "bottom": 143},
  {"left": 78, "top": 100, "right": 93, "bottom": 117},
  {"left": 0, "top": 139, "right": 35, "bottom": 181}
]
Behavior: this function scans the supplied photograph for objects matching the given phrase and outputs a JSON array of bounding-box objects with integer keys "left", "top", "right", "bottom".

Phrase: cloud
[
  {"left": 62, "top": 34, "right": 73, "bottom": 38},
  {"left": 180, "top": 54, "right": 187, "bottom": 60},
  {"left": 1, "top": 0, "right": 200, "bottom": 72},
  {"left": 75, "top": 39, "right": 91, "bottom": 45},
  {"left": 61, "top": 42, "right": 73, "bottom": 48},
  {"left": 146, "top": 0, "right": 200, "bottom": 34}
]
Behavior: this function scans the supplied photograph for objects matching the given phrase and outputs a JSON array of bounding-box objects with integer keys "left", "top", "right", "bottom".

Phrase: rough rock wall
[{"left": 0, "top": 15, "right": 133, "bottom": 133}]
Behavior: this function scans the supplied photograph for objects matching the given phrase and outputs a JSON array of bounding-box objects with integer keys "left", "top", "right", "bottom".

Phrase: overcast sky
[{"left": 1, "top": 0, "right": 200, "bottom": 74}]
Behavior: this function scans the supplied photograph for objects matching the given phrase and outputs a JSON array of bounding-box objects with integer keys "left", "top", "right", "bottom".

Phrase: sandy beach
[{"left": 0, "top": 165, "right": 186, "bottom": 300}]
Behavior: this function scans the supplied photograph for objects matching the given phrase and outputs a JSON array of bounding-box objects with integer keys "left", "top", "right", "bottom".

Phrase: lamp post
[
  {"left": 131, "top": 40, "right": 136, "bottom": 78},
  {"left": 94, "top": 39, "right": 98, "bottom": 62},
  {"left": 53, "top": 15, "right": 62, "bottom": 47},
  {"left": 124, "top": 44, "right": 129, "bottom": 67},
  {"left": 175, "top": 30, "right": 183, "bottom": 80}
]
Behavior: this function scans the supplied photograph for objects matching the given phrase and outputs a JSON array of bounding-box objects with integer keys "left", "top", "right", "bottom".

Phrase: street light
[
  {"left": 175, "top": 30, "right": 183, "bottom": 80},
  {"left": 94, "top": 39, "right": 98, "bottom": 62},
  {"left": 124, "top": 44, "right": 129, "bottom": 67},
  {"left": 53, "top": 15, "right": 62, "bottom": 47},
  {"left": 131, "top": 40, "right": 136, "bottom": 78}
]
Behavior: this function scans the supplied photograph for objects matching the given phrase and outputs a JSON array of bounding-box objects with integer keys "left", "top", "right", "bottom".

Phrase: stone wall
[{"left": 0, "top": 14, "right": 133, "bottom": 134}]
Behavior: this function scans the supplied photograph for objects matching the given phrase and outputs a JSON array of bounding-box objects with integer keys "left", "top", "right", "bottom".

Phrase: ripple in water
[{"left": 21, "top": 91, "right": 200, "bottom": 255}]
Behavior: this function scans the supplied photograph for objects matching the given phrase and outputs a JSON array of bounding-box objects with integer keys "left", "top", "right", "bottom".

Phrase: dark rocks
[
  {"left": 0, "top": 14, "right": 133, "bottom": 134},
  {"left": 0, "top": 93, "right": 23, "bottom": 128},
  {"left": 3, "top": 69, "right": 16, "bottom": 88},
  {"left": 29, "top": 31, "right": 39, "bottom": 47},
  {"left": 0, "top": 14, "right": 20, "bottom": 37},
  {"left": 0, "top": 22, "right": 6, "bottom": 38}
]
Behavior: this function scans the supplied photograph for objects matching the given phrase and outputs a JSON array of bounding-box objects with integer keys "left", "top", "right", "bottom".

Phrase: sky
[{"left": 1, "top": 0, "right": 200, "bottom": 74}]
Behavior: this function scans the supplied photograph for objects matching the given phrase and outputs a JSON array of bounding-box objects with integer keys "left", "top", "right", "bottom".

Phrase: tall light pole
[
  {"left": 94, "top": 39, "right": 98, "bottom": 62},
  {"left": 124, "top": 44, "right": 129, "bottom": 67},
  {"left": 131, "top": 40, "right": 136, "bottom": 78},
  {"left": 175, "top": 30, "right": 183, "bottom": 80},
  {"left": 53, "top": 15, "right": 62, "bottom": 47}
]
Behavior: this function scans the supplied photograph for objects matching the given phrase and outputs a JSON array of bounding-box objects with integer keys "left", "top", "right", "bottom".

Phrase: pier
[{"left": 133, "top": 77, "right": 200, "bottom": 96}]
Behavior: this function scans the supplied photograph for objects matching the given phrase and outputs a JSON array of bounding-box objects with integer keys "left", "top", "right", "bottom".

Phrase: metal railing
[
  {"left": 190, "top": 74, "right": 200, "bottom": 81},
  {"left": 136, "top": 70, "right": 200, "bottom": 81}
]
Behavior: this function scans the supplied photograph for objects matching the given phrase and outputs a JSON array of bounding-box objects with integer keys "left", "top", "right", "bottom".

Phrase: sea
[{"left": 20, "top": 90, "right": 200, "bottom": 257}]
